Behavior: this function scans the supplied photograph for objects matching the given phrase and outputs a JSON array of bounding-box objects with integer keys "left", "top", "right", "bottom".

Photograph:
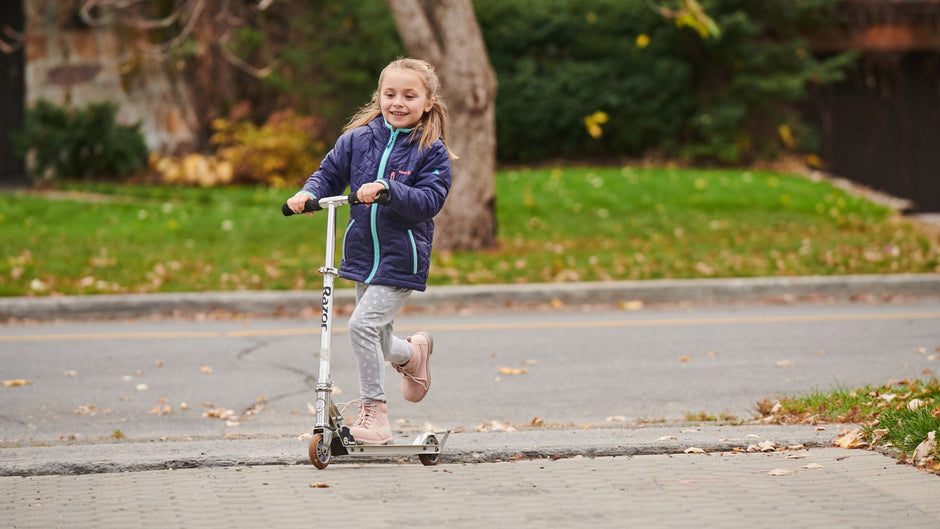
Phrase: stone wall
[{"left": 24, "top": 1, "right": 197, "bottom": 154}]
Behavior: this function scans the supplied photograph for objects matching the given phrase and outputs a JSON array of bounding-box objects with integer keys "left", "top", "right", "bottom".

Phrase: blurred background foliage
[
  {"left": 207, "top": 0, "right": 857, "bottom": 168},
  {"left": 476, "top": 0, "right": 855, "bottom": 163},
  {"left": 16, "top": 0, "right": 857, "bottom": 183}
]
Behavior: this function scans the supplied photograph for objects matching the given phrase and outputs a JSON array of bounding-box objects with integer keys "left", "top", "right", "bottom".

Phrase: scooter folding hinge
[{"left": 318, "top": 266, "right": 338, "bottom": 275}]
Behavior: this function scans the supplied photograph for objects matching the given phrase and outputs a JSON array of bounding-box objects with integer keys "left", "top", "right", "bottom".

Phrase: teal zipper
[{"left": 365, "top": 121, "right": 413, "bottom": 283}]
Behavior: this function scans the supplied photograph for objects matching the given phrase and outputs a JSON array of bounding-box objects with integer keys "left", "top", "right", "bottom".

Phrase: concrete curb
[
  {"left": 2, "top": 274, "right": 939, "bottom": 321},
  {"left": 0, "top": 424, "right": 850, "bottom": 476}
]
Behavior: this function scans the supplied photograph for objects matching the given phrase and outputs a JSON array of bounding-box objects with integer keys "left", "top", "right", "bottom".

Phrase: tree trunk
[{"left": 384, "top": 0, "right": 498, "bottom": 251}]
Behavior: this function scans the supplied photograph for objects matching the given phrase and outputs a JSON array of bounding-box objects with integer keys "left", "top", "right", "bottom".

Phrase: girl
[{"left": 285, "top": 58, "right": 454, "bottom": 444}]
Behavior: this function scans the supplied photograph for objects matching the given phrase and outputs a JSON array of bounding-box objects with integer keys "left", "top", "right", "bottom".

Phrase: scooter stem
[{"left": 314, "top": 200, "right": 339, "bottom": 431}]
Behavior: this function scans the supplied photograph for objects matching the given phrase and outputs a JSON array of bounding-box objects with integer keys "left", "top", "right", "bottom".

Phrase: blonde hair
[{"left": 345, "top": 58, "right": 457, "bottom": 159}]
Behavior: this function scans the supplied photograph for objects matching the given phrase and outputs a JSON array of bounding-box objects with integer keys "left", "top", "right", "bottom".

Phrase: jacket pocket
[
  {"left": 341, "top": 219, "right": 356, "bottom": 262},
  {"left": 407, "top": 229, "right": 418, "bottom": 275}
]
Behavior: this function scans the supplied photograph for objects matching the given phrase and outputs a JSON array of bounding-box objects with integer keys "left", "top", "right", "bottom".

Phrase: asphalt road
[{"left": 2, "top": 299, "right": 938, "bottom": 444}]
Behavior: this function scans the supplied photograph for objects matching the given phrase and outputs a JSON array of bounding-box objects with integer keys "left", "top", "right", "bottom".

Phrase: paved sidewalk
[
  {"left": 4, "top": 447, "right": 939, "bottom": 528},
  {"left": 4, "top": 424, "right": 940, "bottom": 528},
  {"left": 0, "top": 424, "right": 847, "bottom": 476}
]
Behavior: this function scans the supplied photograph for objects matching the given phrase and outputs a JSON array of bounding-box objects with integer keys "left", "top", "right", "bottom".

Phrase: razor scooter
[{"left": 282, "top": 190, "right": 448, "bottom": 469}]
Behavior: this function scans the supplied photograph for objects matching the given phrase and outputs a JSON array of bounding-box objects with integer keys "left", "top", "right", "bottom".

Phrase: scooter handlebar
[{"left": 282, "top": 189, "right": 390, "bottom": 216}]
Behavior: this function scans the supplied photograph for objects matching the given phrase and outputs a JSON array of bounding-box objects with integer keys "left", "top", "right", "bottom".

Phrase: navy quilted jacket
[{"left": 299, "top": 117, "right": 452, "bottom": 291}]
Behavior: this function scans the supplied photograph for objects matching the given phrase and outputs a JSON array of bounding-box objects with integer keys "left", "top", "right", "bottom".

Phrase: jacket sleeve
[
  {"left": 386, "top": 143, "right": 452, "bottom": 223},
  {"left": 300, "top": 130, "right": 354, "bottom": 199}
]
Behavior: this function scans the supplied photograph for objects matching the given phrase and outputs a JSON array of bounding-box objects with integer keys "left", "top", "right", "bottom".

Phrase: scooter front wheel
[{"left": 309, "top": 433, "right": 331, "bottom": 469}]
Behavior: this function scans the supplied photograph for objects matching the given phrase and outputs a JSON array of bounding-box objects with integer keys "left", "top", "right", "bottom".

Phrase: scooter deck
[{"left": 340, "top": 430, "right": 450, "bottom": 458}]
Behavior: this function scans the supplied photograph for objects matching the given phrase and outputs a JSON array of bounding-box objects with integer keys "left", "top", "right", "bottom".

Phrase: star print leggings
[{"left": 348, "top": 282, "right": 414, "bottom": 403}]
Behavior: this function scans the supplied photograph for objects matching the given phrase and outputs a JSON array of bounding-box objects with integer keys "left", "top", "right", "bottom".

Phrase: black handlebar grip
[
  {"left": 348, "top": 188, "right": 391, "bottom": 207},
  {"left": 282, "top": 198, "right": 322, "bottom": 216},
  {"left": 282, "top": 189, "right": 389, "bottom": 216}
]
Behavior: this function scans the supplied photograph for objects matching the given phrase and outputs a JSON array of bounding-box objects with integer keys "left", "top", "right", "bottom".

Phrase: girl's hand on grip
[
  {"left": 356, "top": 182, "right": 386, "bottom": 204},
  {"left": 287, "top": 193, "right": 315, "bottom": 216}
]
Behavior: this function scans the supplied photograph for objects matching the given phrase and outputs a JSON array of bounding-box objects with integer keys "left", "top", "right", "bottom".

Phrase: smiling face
[{"left": 379, "top": 68, "right": 434, "bottom": 130}]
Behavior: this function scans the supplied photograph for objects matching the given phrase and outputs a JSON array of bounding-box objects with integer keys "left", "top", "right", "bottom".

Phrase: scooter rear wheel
[
  {"left": 309, "top": 433, "right": 331, "bottom": 469},
  {"left": 418, "top": 435, "right": 441, "bottom": 466}
]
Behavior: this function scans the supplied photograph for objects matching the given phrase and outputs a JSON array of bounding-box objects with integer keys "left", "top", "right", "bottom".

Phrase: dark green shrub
[
  {"left": 476, "top": 0, "right": 693, "bottom": 162},
  {"left": 474, "top": 0, "right": 856, "bottom": 164},
  {"left": 12, "top": 99, "right": 149, "bottom": 181}
]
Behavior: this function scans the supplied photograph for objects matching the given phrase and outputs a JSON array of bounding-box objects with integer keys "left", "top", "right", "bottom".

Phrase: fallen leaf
[
  {"left": 476, "top": 420, "right": 516, "bottom": 432},
  {"left": 619, "top": 300, "right": 644, "bottom": 311},
  {"left": 309, "top": 482, "right": 330, "bottom": 488},
  {"left": 803, "top": 463, "right": 823, "bottom": 469},
  {"left": 2, "top": 379, "right": 31, "bottom": 387},
  {"left": 835, "top": 428, "right": 866, "bottom": 449},
  {"left": 912, "top": 431, "right": 937, "bottom": 467},
  {"left": 774, "top": 360, "right": 794, "bottom": 368},
  {"left": 63, "top": 371, "right": 77, "bottom": 377},
  {"left": 678, "top": 355, "right": 691, "bottom": 363},
  {"left": 203, "top": 407, "right": 235, "bottom": 420},
  {"left": 498, "top": 367, "right": 528, "bottom": 375},
  {"left": 767, "top": 468, "right": 793, "bottom": 476},
  {"left": 757, "top": 440, "right": 777, "bottom": 452},
  {"left": 684, "top": 447, "right": 706, "bottom": 454},
  {"left": 658, "top": 436, "right": 679, "bottom": 441},
  {"left": 605, "top": 415, "right": 626, "bottom": 422},
  {"left": 135, "top": 383, "right": 148, "bottom": 391},
  {"left": 200, "top": 365, "right": 213, "bottom": 374}
]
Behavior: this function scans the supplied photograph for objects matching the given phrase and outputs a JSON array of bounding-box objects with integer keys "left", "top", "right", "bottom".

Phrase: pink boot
[
  {"left": 348, "top": 400, "right": 392, "bottom": 445},
  {"left": 394, "top": 332, "right": 433, "bottom": 402}
]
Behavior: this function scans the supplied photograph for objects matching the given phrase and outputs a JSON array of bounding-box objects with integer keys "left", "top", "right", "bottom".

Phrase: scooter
[{"left": 282, "top": 190, "right": 449, "bottom": 469}]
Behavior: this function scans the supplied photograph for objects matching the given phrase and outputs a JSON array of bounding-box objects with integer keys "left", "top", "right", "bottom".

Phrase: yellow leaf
[
  {"left": 835, "top": 428, "right": 866, "bottom": 449},
  {"left": 636, "top": 33, "right": 650, "bottom": 48},
  {"left": 2, "top": 379, "right": 31, "bottom": 387},
  {"left": 499, "top": 367, "right": 528, "bottom": 375}
]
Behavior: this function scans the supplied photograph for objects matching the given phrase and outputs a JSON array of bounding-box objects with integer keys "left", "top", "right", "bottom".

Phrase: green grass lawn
[
  {"left": 1, "top": 166, "right": 938, "bottom": 296},
  {"left": 757, "top": 377, "right": 940, "bottom": 469}
]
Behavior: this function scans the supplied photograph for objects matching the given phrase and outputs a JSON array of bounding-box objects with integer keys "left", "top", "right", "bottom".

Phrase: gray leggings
[{"left": 348, "top": 282, "right": 414, "bottom": 402}]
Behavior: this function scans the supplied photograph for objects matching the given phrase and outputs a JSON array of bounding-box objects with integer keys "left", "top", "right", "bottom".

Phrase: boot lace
[
  {"left": 340, "top": 399, "right": 378, "bottom": 428},
  {"left": 394, "top": 362, "right": 429, "bottom": 390}
]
